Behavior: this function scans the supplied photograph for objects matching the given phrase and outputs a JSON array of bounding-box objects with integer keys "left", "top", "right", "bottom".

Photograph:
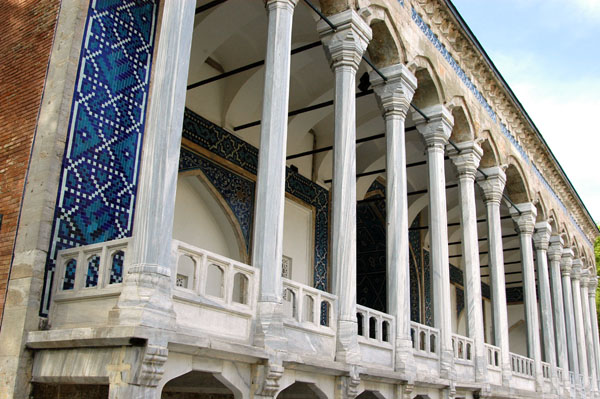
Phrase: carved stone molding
[
  {"left": 255, "top": 361, "right": 284, "bottom": 398},
  {"left": 137, "top": 345, "right": 168, "bottom": 387}
]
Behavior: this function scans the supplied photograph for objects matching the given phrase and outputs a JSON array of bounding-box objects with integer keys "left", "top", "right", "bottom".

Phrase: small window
[
  {"left": 430, "top": 334, "right": 437, "bottom": 353},
  {"left": 357, "top": 313, "right": 364, "bottom": 336},
  {"left": 283, "top": 288, "right": 297, "bottom": 319},
  {"left": 419, "top": 331, "right": 426, "bottom": 351},
  {"left": 382, "top": 321, "right": 390, "bottom": 342},
  {"left": 206, "top": 264, "right": 224, "bottom": 298},
  {"left": 109, "top": 251, "right": 124, "bottom": 284},
  {"left": 85, "top": 255, "right": 100, "bottom": 287},
  {"left": 369, "top": 317, "right": 377, "bottom": 339},
  {"left": 303, "top": 295, "right": 314, "bottom": 323},
  {"left": 62, "top": 259, "right": 77, "bottom": 290},
  {"left": 232, "top": 272, "right": 248, "bottom": 304},
  {"left": 176, "top": 255, "right": 196, "bottom": 290},
  {"left": 320, "top": 301, "right": 331, "bottom": 327}
]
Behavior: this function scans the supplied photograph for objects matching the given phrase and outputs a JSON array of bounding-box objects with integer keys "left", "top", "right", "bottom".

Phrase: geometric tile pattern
[
  {"left": 62, "top": 259, "right": 77, "bottom": 291},
  {"left": 110, "top": 250, "right": 125, "bottom": 285},
  {"left": 85, "top": 255, "right": 100, "bottom": 288},
  {"left": 411, "top": 7, "right": 592, "bottom": 246},
  {"left": 41, "top": 1, "right": 158, "bottom": 315},
  {"left": 180, "top": 110, "right": 330, "bottom": 292}
]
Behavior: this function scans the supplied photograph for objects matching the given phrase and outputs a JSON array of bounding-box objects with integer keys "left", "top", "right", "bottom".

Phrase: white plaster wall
[
  {"left": 283, "top": 198, "right": 313, "bottom": 286},
  {"left": 508, "top": 303, "right": 528, "bottom": 356},
  {"left": 173, "top": 175, "right": 242, "bottom": 261}
]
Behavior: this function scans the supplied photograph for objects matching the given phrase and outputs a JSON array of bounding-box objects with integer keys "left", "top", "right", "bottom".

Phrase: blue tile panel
[
  {"left": 40, "top": 1, "right": 158, "bottom": 315},
  {"left": 411, "top": 8, "right": 591, "bottom": 247},
  {"left": 110, "top": 250, "right": 124, "bottom": 284},
  {"left": 181, "top": 110, "right": 330, "bottom": 292}
]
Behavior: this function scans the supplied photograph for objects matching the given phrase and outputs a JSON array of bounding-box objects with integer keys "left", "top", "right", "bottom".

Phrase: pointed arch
[
  {"left": 446, "top": 96, "right": 475, "bottom": 143},
  {"left": 360, "top": 2, "right": 405, "bottom": 66},
  {"left": 504, "top": 157, "right": 531, "bottom": 204},
  {"left": 478, "top": 130, "right": 501, "bottom": 168},
  {"left": 408, "top": 56, "right": 445, "bottom": 108}
]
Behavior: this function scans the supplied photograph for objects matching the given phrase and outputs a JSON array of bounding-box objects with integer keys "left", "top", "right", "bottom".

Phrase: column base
[
  {"left": 395, "top": 337, "right": 416, "bottom": 378},
  {"left": 254, "top": 301, "right": 287, "bottom": 352},
  {"left": 335, "top": 319, "right": 361, "bottom": 364}
]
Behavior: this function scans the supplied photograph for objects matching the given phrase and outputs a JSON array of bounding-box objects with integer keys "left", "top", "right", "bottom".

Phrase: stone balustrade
[
  {"left": 541, "top": 361, "right": 551, "bottom": 380},
  {"left": 282, "top": 277, "right": 336, "bottom": 329},
  {"left": 485, "top": 343, "right": 501, "bottom": 369},
  {"left": 511, "top": 352, "right": 535, "bottom": 378},
  {"left": 410, "top": 321, "right": 440, "bottom": 358},
  {"left": 451, "top": 333, "right": 474, "bottom": 363}
]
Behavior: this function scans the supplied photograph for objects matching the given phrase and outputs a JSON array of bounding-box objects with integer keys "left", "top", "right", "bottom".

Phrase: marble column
[
  {"left": 532, "top": 222, "right": 557, "bottom": 370},
  {"left": 109, "top": 0, "right": 195, "bottom": 329},
  {"left": 413, "top": 105, "right": 454, "bottom": 377},
  {"left": 477, "top": 167, "right": 511, "bottom": 384},
  {"left": 510, "top": 203, "right": 543, "bottom": 389},
  {"left": 581, "top": 269, "right": 599, "bottom": 391},
  {"left": 561, "top": 248, "right": 580, "bottom": 374},
  {"left": 587, "top": 276, "right": 600, "bottom": 388},
  {"left": 448, "top": 141, "right": 487, "bottom": 381},
  {"left": 370, "top": 64, "right": 417, "bottom": 372},
  {"left": 252, "top": 0, "right": 298, "bottom": 349},
  {"left": 318, "top": 9, "right": 371, "bottom": 363},
  {"left": 547, "top": 235, "right": 570, "bottom": 385},
  {"left": 572, "top": 258, "right": 589, "bottom": 385}
]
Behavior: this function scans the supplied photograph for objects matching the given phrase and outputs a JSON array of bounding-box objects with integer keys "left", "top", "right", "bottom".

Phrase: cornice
[{"left": 409, "top": 0, "right": 599, "bottom": 245}]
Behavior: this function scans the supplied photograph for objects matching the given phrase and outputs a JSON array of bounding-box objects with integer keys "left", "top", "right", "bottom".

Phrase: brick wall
[{"left": 0, "top": 0, "right": 61, "bottom": 324}]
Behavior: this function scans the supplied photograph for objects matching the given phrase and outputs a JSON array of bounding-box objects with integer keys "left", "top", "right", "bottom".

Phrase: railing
[
  {"left": 410, "top": 321, "right": 439, "bottom": 357},
  {"left": 451, "top": 334, "right": 474, "bottom": 363},
  {"left": 541, "top": 361, "right": 551, "bottom": 379},
  {"left": 356, "top": 305, "right": 394, "bottom": 345},
  {"left": 282, "top": 278, "right": 336, "bottom": 328},
  {"left": 53, "top": 238, "right": 130, "bottom": 296},
  {"left": 173, "top": 240, "right": 258, "bottom": 311},
  {"left": 484, "top": 343, "right": 501, "bottom": 369},
  {"left": 556, "top": 367, "right": 563, "bottom": 381},
  {"left": 510, "top": 352, "right": 534, "bottom": 378}
]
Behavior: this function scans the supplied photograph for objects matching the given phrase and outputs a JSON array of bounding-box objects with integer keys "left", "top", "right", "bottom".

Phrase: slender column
[
  {"left": 532, "top": 222, "right": 557, "bottom": 369},
  {"left": 587, "top": 276, "right": 600, "bottom": 388},
  {"left": 370, "top": 64, "right": 417, "bottom": 372},
  {"left": 109, "top": 0, "right": 196, "bottom": 330},
  {"left": 510, "top": 203, "right": 543, "bottom": 390},
  {"left": 477, "top": 167, "right": 511, "bottom": 384},
  {"left": 548, "top": 235, "right": 570, "bottom": 386},
  {"left": 318, "top": 10, "right": 371, "bottom": 363},
  {"left": 252, "top": 0, "right": 298, "bottom": 349},
  {"left": 581, "top": 269, "right": 598, "bottom": 391},
  {"left": 413, "top": 105, "right": 454, "bottom": 377},
  {"left": 572, "top": 259, "right": 589, "bottom": 384},
  {"left": 448, "top": 141, "right": 487, "bottom": 381},
  {"left": 561, "top": 248, "right": 579, "bottom": 374}
]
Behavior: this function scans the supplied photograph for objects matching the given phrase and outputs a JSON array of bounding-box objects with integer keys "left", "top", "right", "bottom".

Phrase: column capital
[
  {"left": 561, "top": 248, "right": 574, "bottom": 275},
  {"left": 318, "top": 9, "right": 372, "bottom": 72},
  {"left": 510, "top": 202, "right": 537, "bottom": 235},
  {"left": 370, "top": 64, "right": 417, "bottom": 119},
  {"left": 571, "top": 258, "right": 584, "bottom": 280},
  {"left": 532, "top": 221, "right": 552, "bottom": 251},
  {"left": 265, "top": 0, "right": 298, "bottom": 10},
  {"left": 413, "top": 105, "right": 453, "bottom": 149},
  {"left": 447, "top": 140, "right": 483, "bottom": 179},
  {"left": 588, "top": 276, "right": 598, "bottom": 295},
  {"left": 548, "top": 235, "right": 564, "bottom": 261},
  {"left": 476, "top": 166, "right": 506, "bottom": 204},
  {"left": 580, "top": 268, "right": 590, "bottom": 286}
]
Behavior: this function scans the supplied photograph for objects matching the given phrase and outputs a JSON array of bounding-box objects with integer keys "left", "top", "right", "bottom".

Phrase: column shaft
[
  {"left": 370, "top": 64, "right": 417, "bottom": 371},
  {"left": 449, "top": 141, "right": 486, "bottom": 381},
  {"left": 110, "top": 0, "right": 196, "bottom": 328},
  {"left": 561, "top": 250, "right": 580, "bottom": 374},
  {"left": 572, "top": 260, "right": 589, "bottom": 382},
  {"left": 581, "top": 271, "right": 598, "bottom": 391},
  {"left": 588, "top": 277, "right": 600, "bottom": 388},
  {"left": 511, "top": 203, "right": 543, "bottom": 390},
  {"left": 477, "top": 167, "right": 511, "bottom": 383},
  {"left": 548, "top": 236, "right": 569, "bottom": 384},
  {"left": 318, "top": 10, "right": 371, "bottom": 363},
  {"left": 252, "top": 0, "right": 297, "bottom": 303}
]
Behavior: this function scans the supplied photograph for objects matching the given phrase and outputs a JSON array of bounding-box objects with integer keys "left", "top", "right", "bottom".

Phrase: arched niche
[{"left": 173, "top": 174, "right": 245, "bottom": 262}]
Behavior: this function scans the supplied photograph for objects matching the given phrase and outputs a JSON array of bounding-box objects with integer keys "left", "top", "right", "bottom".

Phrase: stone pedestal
[
  {"left": 370, "top": 63, "right": 417, "bottom": 373},
  {"left": 318, "top": 9, "right": 371, "bottom": 364},
  {"left": 448, "top": 140, "right": 487, "bottom": 382},
  {"left": 413, "top": 105, "right": 454, "bottom": 378}
]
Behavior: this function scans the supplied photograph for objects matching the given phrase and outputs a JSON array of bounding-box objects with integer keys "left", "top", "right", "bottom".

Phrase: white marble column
[
  {"left": 448, "top": 141, "right": 487, "bottom": 381},
  {"left": 581, "top": 269, "right": 598, "bottom": 391},
  {"left": 413, "top": 105, "right": 454, "bottom": 377},
  {"left": 370, "top": 64, "right": 417, "bottom": 372},
  {"left": 510, "top": 203, "right": 543, "bottom": 389},
  {"left": 318, "top": 9, "right": 371, "bottom": 363},
  {"left": 561, "top": 248, "right": 580, "bottom": 374},
  {"left": 532, "top": 222, "right": 557, "bottom": 370},
  {"left": 477, "top": 167, "right": 511, "bottom": 384},
  {"left": 109, "top": 0, "right": 195, "bottom": 330},
  {"left": 252, "top": 0, "right": 298, "bottom": 349},
  {"left": 548, "top": 235, "right": 570, "bottom": 385},
  {"left": 572, "top": 259, "right": 589, "bottom": 385},
  {"left": 587, "top": 276, "right": 600, "bottom": 388}
]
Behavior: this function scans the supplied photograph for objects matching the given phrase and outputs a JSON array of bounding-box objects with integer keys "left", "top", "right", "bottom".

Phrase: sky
[{"left": 450, "top": 0, "right": 600, "bottom": 225}]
